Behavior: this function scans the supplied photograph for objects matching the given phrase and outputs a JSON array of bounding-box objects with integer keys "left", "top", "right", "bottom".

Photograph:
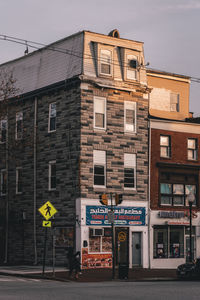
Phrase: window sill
[
  {"left": 48, "top": 188, "right": 56, "bottom": 192},
  {"left": 93, "top": 185, "right": 106, "bottom": 189},
  {"left": 124, "top": 187, "right": 136, "bottom": 191},
  {"left": 48, "top": 130, "right": 56, "bottom": 133}
]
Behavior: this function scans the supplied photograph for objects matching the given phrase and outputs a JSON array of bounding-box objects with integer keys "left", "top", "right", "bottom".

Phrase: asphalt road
[{"left": 0, "top": 275, "right": 200, "bottom": 300}]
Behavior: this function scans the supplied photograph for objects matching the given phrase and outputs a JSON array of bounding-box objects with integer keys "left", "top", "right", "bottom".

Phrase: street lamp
[{"left": 188, "top": 191, "right": 195, "bottom": 262}]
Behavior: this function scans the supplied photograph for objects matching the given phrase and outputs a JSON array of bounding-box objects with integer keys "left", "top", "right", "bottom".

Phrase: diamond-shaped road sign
[{"left": 38, "top": 201, "right": 57, "bottom": 221}]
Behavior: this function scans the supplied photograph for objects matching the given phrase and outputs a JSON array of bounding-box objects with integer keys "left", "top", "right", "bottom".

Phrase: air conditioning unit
[{"left": 89, "top": 228, "right": 104, "bottom": 237}]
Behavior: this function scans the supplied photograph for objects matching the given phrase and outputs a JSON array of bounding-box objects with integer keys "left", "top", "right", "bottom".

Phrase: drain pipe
[
  {"left": 33, "top": 96, "right": 38, "bottom": 264},
  {"left": 148, "top": 118, "right": 151, "bottom": 269}
]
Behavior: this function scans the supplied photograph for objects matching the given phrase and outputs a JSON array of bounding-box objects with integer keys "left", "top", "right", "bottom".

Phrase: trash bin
[{"left": 118, "top": 263, "right": 129, "bottom": 279}]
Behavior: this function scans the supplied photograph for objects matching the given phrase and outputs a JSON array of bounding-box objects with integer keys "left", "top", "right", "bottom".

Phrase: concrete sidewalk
[{"left": 0, "top": 265, "right": 178, "bottom": 282}]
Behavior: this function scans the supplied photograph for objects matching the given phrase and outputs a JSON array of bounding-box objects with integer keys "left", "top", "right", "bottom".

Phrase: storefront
[
  {"left": 76, "top": 198, "right": 149, "bottom": 269},
  {"left": 150, "top": 210, "right": 200, "bottom": 269}
]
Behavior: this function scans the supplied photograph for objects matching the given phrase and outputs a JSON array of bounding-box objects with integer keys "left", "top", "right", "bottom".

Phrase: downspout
[
  {"left": 33, "top": 97, "right": 38, "bottom": 264},
  {"left": 148, "top": 118, "right": 151, "bottom": 269},
  {"left": 4, "top": 107, "right": 9, "bottom": 263}
]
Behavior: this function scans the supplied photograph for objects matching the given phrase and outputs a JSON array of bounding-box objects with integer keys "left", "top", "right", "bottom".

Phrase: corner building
[{"left": 0, "top": 30, "right": 149, "bottom": 268}]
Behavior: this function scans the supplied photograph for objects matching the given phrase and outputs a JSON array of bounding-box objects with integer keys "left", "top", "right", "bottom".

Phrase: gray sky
[{"left": 0, "top": 0, "right": 200, "bottom": 115}]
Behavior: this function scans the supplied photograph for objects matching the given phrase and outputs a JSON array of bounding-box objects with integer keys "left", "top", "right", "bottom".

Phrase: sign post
[{"left": 38, "top": 201, "right": 57, "bottom": 276}]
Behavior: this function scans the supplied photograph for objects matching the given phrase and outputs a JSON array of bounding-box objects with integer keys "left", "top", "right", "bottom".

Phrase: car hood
[{"left": 178, "top": 263, "right": 195, "bottom": 271}]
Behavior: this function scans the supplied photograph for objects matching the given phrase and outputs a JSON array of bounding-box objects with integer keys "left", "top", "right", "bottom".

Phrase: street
[{"left": 0, "top": 275, "right": 200, "bottom": 300}]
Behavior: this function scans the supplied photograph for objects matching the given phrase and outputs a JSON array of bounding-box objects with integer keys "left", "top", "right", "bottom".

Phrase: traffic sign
[
  {"left": 43, "top": 220, "right": 52, "bottom": 227},
  {"left": 38, "top": 201, "right": 57, "bottom": 220}
]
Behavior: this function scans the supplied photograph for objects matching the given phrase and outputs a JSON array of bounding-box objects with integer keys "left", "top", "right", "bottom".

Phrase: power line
[{"left": 1, "top": 34, "right": 200, "bottom": 83}]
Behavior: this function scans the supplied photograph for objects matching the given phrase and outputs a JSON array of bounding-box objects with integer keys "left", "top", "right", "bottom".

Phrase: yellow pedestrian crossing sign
[
  {"left": 38, "top": 201, "right": 57, "bottom": 220},
  {"left": 43, "top": 220, "right": 52, "bottom": 227}
]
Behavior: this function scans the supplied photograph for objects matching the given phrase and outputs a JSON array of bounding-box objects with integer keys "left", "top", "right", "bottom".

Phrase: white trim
[
  {"left": 15, "top": 111, "right": 23, "bottom": 140},
  {"left": 124, "top": 101, "right": 137, "bottom": 133},
  {"left": 48, "top": 160, "right": 56, "bottom": 191},
  {"left": 99, "top": 49, "right": 112, "bottom": 77},
  {"left": 0, "top": 118, "right": 7, "bottom": 144},
  {"left": 150, "top": 119, "right": 200, "bottom": 134},
  {"left": 48, "top": 102, "right": 56, "bottom": 133},
  {"left": 124, "top": 153, "right": 136, "bottom": 189},
  {"left": 93, "top": 96, "right": 106, "bottom": 130},
  {"left": 16, "top": 167, "right": 22, "bottom": 194},
  {"left": 93, "top": 150, "right": 106, "bottom": 187}
]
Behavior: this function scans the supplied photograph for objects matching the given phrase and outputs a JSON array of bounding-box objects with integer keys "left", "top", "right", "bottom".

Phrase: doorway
[
  {"left": 115, "top": 227, "right": 129, "bottom": 265},
  {"left": 132, "top": 232, "right": 142, "bottom": 267}
]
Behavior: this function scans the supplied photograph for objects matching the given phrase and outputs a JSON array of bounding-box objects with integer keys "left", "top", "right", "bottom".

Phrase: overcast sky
[{"left": 0, "top": 0, "right": 200, "bottom": 115}]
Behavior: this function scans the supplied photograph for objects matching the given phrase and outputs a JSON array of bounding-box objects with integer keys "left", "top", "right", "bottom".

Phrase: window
[
  {"left": 160, "top": 183, "right": 196, "bottom": 206},
  {"left": 100, "top": 49, "right": 112, "bottom": 76},
  {"left": 48, "top": 103, "right": 56, "bottom": 132},
  {"left": 0, "top": 118, "right": 7, "bottom": 143},
  {"left": 154, "top": 226, "right": 184, "bottom": 259},
  {"left": 93, "top": 150, "right": 106, "bottom": 187},
  {"left": 94, "top": 97, "right": 106, "bottom": 129},
  {"left": 124, "top": 153, "right": 136, "bottom": 189},
  {"left": 124, "top": 101, "right": 136, "bottom": 133},
  {"left": 187, "top": 138, "right": 197, "bottom": 160},
  {"left": 16, "top": 167, "right": 22, "bottom": 194},
  {"left": 170, "top": 93, "right": 179, "bottom": 112},
  {"left": 89, "top": 227, "right": 112, "bottom": 253},
  {"left": 1, "top": 169, "right": 7, "bottom": 195},
  {"left": 160, "top": 135, "right": 171, "bottom": 158},
  {"left": 127, "top": 55, "right": 138, "bottom": 80},
  {"left": 49, "top": 161, "right": 56, "bottom": 190},
  {"left": 16, "top": 112, "right": 23, "bottom": 140}
]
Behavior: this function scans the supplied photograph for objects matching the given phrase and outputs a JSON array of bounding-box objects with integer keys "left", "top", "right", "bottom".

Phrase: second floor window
[
  {"left": 49, "top": 161, "right": 56, "bottom": 190},
  {"left": 16, "top": 167, "right": 22, "bottom": 194},
  {"left": 160, "top": 183, "right": 196, "bottom": 207},
  {"left": 124, "top": 153, "right": 136, "bottom": 189},
  {"left": 93, "top": 150, "right": 106, "bottom": 187},
  {"left": 124, "top": 101, "right": 136, "bottom": 133},
  {"left": 160, "top": 135, "right": 171, "bottom": 158},
  {"left": 94, "top": 97, "right": 106, "bottom": 129},
  {"left": 100, "top": 49, "right": 112, "bottom": 76},
  {"left": 16, "top": 112, "right": 23, "bottom": 140},
  {"left": 1, "top": 169, "right": 7, "bottom": 195},
  {"left": 187, "top": 138, "right": 197, "bottom": 160},
  {"left": 49, "top": 103, "right": 56, "bottom": 132},
  {"left": 0, "top": 118, "right": 7, "bottom": 143}
]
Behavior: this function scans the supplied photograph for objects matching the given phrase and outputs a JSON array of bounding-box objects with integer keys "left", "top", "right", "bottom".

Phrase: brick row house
[
  {"left": 0, "top": 30, "right": 199, "bottom": 270},
  {"left": 148, "top": 69, "right": 200, "bottom": 269}
]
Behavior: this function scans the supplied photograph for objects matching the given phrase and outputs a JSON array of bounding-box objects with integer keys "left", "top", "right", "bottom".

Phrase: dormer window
[
  {"left": 100, "top": 49, "right": 112, "bottom": 76},
  {"left": 127, "top": 55, "right": 138, "bottom": 80}
]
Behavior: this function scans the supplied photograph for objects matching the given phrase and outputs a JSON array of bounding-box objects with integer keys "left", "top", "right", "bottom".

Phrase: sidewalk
[{"left": 0, "top": 265, "right": 177, "bottom": 282}]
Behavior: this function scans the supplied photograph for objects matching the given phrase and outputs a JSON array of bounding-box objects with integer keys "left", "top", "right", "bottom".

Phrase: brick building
[
  {"left": 0, "top": 30, "right": 150, "bottom": 268},
  {"left": 148, "top": 69, "right": 200, "bottom": 269}
]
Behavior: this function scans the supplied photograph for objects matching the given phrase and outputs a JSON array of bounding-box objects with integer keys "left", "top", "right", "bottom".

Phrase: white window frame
[
  {"left": 16, "top": 112, "right": 23, "bottom": 140},
  {"left": 124, "top": 153, "right": 136, "bottom": 190},
  {"left": 187, "top": 138, "right": 197, "bottom": 161},
  {"left": 126, "top": 54, "right": 138, "bottom": 80},
  {"left": 170, "top": 93, "right": 180, "bottom": 112},
  {"left": 1, "top": 169, "right": 7, "bottom": 196},
  {"left": 93, "top": 96, "right": 106, "bottom": 130},
  {"left": 99, "top": 49, "right": 112, "bottom": 76},
  {"left": 124, "top": 101, "right": 137, "bottom": 133},
  {"left": 93, "top": 150, "right": 106, "bottom": 188},
  {"left": 48, "top": 103, "right": 56, "bottom": 132},
  {"left": 0, "top": 118, "right": 7, "bottom": 143},
  {"left": 160, "top": 135, "right": 171, "bottom": 158},
  {"left": 49, "top": 160, "right": 56, "bottom": 191},
  {"left": 16, "top": 167, "right": 22, "bottom": 194}
]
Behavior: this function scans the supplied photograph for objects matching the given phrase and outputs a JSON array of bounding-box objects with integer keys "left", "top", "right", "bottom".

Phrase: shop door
[
  {"left": 115, "top": 227, "right": 129, "bottom": 265},
  {"left": 132, "top": 232, "right": 142, "bottom": 267}
]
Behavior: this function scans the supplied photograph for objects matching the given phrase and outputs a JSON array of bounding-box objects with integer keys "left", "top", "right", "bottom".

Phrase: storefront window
[
  {"left": 154, "top": 226, "right": 184, "bottom": 259},
  {"left": 89, "top": 228, "right": 112, "bottom": 253}
]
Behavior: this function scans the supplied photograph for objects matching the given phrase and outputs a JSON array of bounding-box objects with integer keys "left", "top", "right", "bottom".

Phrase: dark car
[{"left": 177, "top": 258, "right": 200, "bottom": 279}]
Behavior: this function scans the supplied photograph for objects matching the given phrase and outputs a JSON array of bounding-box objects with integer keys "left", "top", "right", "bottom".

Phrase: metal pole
[
  {"left": 111, "top": 193, "right": 115, "bottom": 280},
  {"left": 42, "top": 227, "right": 47, "bottom": 276},
  {"left": 189, "top": 202, "right": 192, "bottom": 262}
]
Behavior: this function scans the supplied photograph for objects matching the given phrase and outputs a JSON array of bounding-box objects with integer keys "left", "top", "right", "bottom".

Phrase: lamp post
[{"left": 188, "top": 192, "right": 195, "bottom": 262}]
